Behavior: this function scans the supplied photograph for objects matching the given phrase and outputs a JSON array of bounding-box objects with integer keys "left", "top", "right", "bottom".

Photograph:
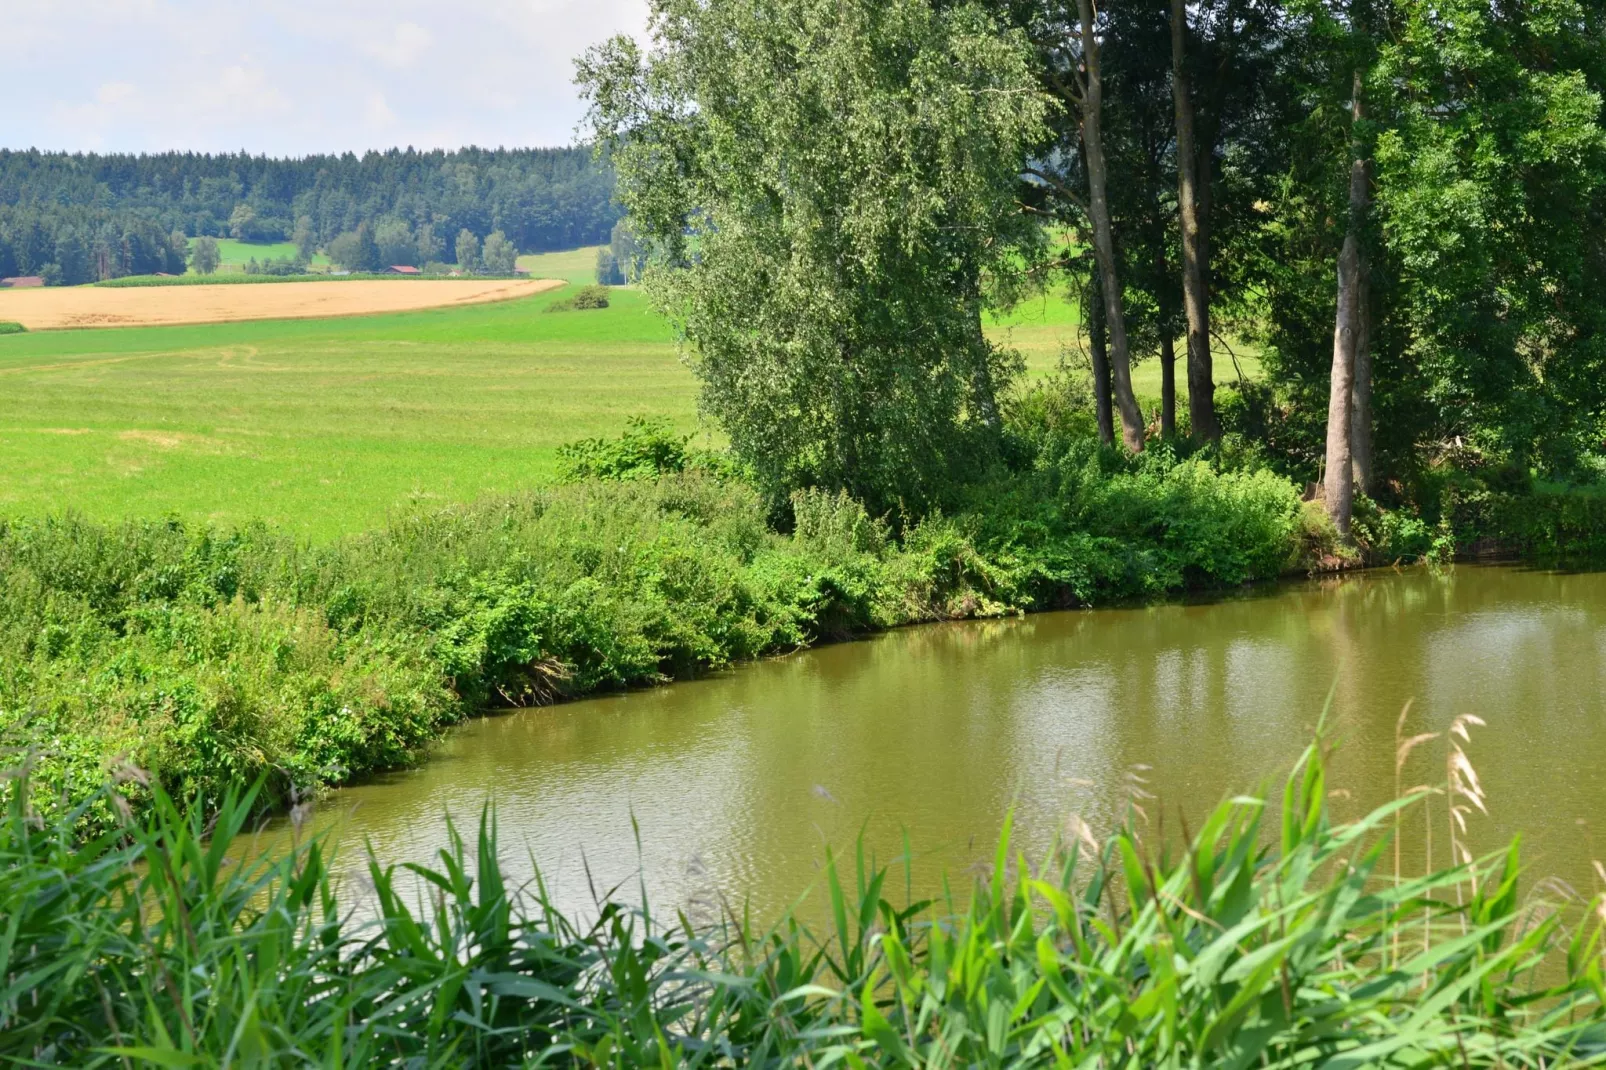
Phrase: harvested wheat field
[{"left": 0, "top": 277, "right": 564, "bottom": 331}]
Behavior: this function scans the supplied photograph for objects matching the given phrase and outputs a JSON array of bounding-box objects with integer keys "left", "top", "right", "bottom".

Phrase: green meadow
[
  {"left": 200, "top": 237, "right": 332, "bottom": 272},
  {"left": 0, "top": 245, "right": 1251, "bottom": 538}
]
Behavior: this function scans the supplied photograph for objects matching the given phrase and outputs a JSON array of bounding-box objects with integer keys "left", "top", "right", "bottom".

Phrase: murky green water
[{"left": 254, "top": 564, "right": 1606, "bottom": 920}]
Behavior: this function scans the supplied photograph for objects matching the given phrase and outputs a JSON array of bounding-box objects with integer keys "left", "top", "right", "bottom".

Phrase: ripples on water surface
[{"left": 246, "top": 564, "right": 1606, "bottom": 920}]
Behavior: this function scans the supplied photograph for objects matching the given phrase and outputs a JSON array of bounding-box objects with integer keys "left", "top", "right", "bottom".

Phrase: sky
[{"left": 1, "top": 0, "right": 649, "bottom": 157}]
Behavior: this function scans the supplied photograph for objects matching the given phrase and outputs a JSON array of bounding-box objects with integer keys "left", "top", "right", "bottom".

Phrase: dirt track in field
[{"left": 0, "top": 278, "right": 565, "bottom": 331}]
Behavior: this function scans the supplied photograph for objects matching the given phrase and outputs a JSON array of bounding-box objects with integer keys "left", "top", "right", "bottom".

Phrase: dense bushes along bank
[
  {"left": 2, "top": 437, "right": 1303, "bottom": 827},
  {"left": 3, "top": 421, "right": 1601, "bottom": 826},
  {"left": 5, "top": 739, "right": 1606, "bottom": 1064}
]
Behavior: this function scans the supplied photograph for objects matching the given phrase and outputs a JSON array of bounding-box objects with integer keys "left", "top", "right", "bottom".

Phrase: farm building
[
  {"left": 388, "top": 265, "right": 422, "bottom": 275},
  {"left": 1, "top": 276, "right": 44, "bottom": 288}
]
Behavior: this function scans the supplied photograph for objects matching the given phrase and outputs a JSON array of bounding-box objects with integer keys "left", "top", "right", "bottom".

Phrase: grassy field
[
  {"left": 986, "top": 290, "right": 1263, "bottom": 395},
  {"left": 0, "top": 244, "right": 1255, "bottom": 537},
  {"left": 200, "top": 237, "right": 332, "bottom": 272},
  {"left": 0, "top": 249, "right": 687, "bottom": 537}
]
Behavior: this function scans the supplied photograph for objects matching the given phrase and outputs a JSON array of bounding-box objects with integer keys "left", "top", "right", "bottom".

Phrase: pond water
[{"left": 253, "top": 564, "right": 1606, "bottom": 921}]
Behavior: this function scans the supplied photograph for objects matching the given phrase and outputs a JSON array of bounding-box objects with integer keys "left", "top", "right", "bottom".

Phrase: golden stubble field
[{"left": 0, "top": 277, "right": 564, "bottom": 330}]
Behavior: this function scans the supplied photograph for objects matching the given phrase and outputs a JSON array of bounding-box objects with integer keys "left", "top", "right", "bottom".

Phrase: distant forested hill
[{"left": 0, "top": 146, "right": 618, "bottom": 284}]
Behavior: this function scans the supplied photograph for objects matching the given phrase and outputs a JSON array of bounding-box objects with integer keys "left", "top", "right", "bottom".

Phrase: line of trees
[
  {"left": 0, "top": 146, "right": 620, "bottom": 284},
  {"left": 582, "top": 0, "right": 1606, "bottom": 535},
  {"left": 0, "top": 205, "right": 187, "bottom": 284}
]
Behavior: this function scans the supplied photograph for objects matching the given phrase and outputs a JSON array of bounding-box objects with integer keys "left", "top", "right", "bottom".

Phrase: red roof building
[
  {"left": 388, "top": 265, "right": 422, "bottom": 275},
  {"left": 1, "top": 276, "right": 44, "bottom": 288}
]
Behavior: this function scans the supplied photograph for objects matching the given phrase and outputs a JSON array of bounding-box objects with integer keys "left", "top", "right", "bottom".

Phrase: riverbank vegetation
[
  {"left": 7, "top": 738, "right": 1606, "bottom": 1065},
  {"left": 10, "top": 404, "right": 1606, "bottom": 826},
  {"left": 0, "top": 419, "right": 1311, "bottom": 827}
]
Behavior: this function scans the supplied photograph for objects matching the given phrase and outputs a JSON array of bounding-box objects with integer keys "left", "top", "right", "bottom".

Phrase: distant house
[
  {"left": 388, "top": 265, "right": 422, "bottom": 275},
  {"left": 1, "top": 276, "right": 44, "bottom": 288}
]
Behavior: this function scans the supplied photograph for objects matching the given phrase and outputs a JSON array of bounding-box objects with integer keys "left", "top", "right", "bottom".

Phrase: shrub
[
  {"left": 0, "top": 320, "right": 24, "bottom": 335},
  {"left": 545, "top": 284, "right": 611, "bottom": 312},
  {"left": 244, "top": 255, "right": 308, "bottom": 276},
  {"left": 556, "top": 416, "right": 690, "bottom": 481}
]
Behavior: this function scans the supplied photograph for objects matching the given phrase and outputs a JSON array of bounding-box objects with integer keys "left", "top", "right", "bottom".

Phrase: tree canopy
[
  {"left": 580, "top": 0, "right": 1048, "bottom": 513},
  {"left": 0, "top": 146, "right": 619, "bottom": 284},
  {"left": 584, "top": 0, "right": 1606, "bottom": 532}
]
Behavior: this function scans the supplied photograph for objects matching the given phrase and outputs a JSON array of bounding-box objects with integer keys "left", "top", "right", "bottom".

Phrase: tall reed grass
[{"left": 5, "top": 730, "right": 1605, "bottom": 1066}]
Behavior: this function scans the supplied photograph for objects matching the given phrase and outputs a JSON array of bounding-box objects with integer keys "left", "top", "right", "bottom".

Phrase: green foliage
[
  {"left": 0, "top": 435, "right": 1320, "bottom": 825},
  {"left": 243, "top": 254, "right": 308, "bottom": 276},
  {"left": 556, "top": 415, "right": 687, "bottom": 480},
  {"left": 0, "top": 320, "right": 25, "bottom": 335},
  {"left": 609, "top": 217, "right": 644, "bottom": 280},
  {"left": 190, "top": 234, "right": 220, "bottom": 275},
  {"left": 579, "top": 0, "right": 1050, "bottom": 514},
  {"left": 545, "top": 283, "right": 611, "bottom": 311},
  {"left": 1229, "top": 0, "right": 1606, "bottom": 492},
  {"left": 481, "top": 229, "right": 518, "bottom": 274},
  {"left": 455, "top": 228, "right": 480, "bottom": 273},
  {"left": 594, "top": 245, "right": 625, "bottom": 285},
  {"left": 328, "top": 223, "right": 381, "bottom": 272},
  {"left": 0, "top": 146, "right": 619, "bottom": 271},
  {"left": 5, "top": 741, "right": 1605, "bottom": 1065},
  {"left": 373, "top": 218, "right": 416, "bottom": 267}
]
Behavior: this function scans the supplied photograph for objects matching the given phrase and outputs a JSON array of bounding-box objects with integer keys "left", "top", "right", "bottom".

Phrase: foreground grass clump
[
  {"left": 4, "top": 740, "right": 1605, "bottom": 1065},
  {"left": 0, "top": 446, "right": 1305, "bottom": 828}
]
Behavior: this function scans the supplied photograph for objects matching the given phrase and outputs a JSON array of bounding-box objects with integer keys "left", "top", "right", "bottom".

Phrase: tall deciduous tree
[
  {"left": 191, "top": 236, "right": 220, "bottom": 275},
  {"left": 1074, "top": 0, "right": 1145, "bottom": 451},
  {"left": 293, "top": 216, "right": 317, "bottom": 262},
  {"left": 1170, "top": 0, "right": 1218, "bottom": 440},
  {"left": 482, "top": 230, "right": 517, "bottom": 274},
  {"left": 1323, "top": 74, "right": 1367, "bottom": 537},
  {"left": 374, "top": 219, "right": 415, "bottom": 267},
  {"left": 454, "top": 229, "right": 480, "bottom": 274},
  {"left": 579, "top": 0, "right": 1048, "bottom": 513},
  {"left": 414, "top": 223, "right": 444, "bottom": 267},
  {"left": 1086, "top": 266, "right": 1115, "bottom": 444}
]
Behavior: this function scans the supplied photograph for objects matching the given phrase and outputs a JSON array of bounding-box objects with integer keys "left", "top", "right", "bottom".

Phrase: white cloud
[
  {"left": 215, "top": 65, "right": 293, "bottom": 119},
  {"left": 3, "top": 0, "right": 650, "bottom": 155},
  {"left": 362, "top": 21, "right": 433, "bottom": 69},
  {"left": 364, "top": 92, "right": 399, "bottom": 131},
  {"left": 95, "top": 81, "right": 138, "bottom": 107}
]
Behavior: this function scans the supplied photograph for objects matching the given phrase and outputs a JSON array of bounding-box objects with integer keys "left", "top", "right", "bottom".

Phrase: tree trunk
[
  {"left": 1152, "top": 237, "right": 1177, "bottom": 438},
  {"left": 1088, "top": 269, "right": 1115, "bottom": 445},
  {"left": 1171, "top": 0, "right": 1218, "bottom": 441},
  {"left": 965, "top": 285, "right": 1004, "bottom": 433},
  {"left": 1349, "top": 196, "right": 1373, "bottom": 495},
  {"left": 1160, "top": 333, "right": 1177, "bottom": 438},
  {"left": 1078, "top": 0, "right": 1144, "bottom": 452},
  {"left": 1325, "top": 237, "right": 1360, "bottom": 537},
  {"left": 1325, "top": 73, "right": 1368, "bottom": 538}
]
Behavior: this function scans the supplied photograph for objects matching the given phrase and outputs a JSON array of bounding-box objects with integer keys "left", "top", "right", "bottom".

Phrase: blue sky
[{"left": 2, "top": 1, "right": 649, "bottom": 156}]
